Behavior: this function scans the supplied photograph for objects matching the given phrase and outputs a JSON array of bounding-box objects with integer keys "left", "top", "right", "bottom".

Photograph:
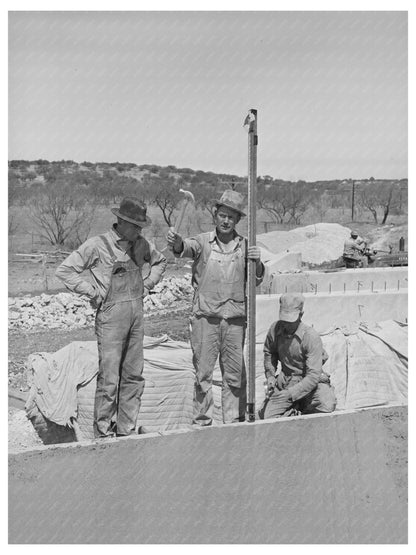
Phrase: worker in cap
[
  {"left": 56, "top": 198, "right": 167, "bottom": 438},
  {"left": 167, "top": 190, "right": 264, "bottom": 425},
  {"left": 343, "top": 229, "right": 367, "bottom": 268},
  {"left": 259, "top": 293, "right": 336, "bottom": 419}
]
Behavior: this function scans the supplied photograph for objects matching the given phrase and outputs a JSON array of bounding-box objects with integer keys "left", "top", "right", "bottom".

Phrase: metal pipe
[{"left": 245, "top": 108, "right": 257, "bottom": 422}]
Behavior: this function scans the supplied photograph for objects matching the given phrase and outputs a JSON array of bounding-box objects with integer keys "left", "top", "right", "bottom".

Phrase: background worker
[
  {"left": 167, "top": 190, "right": 264, "bottom": 425},
  {"left": 260, "top": 293, "right": 336, "bottom": 419},
  {"left": 343, "top": 230, "right": 367, "bottom": 268},
  {"left": 56, "top": 197, "right": 167, "bottom": 437}
]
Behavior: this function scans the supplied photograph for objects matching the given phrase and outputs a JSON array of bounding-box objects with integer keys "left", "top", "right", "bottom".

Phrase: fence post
[{"left": 42, "top": 254, "right": 48, "bottom": 291}]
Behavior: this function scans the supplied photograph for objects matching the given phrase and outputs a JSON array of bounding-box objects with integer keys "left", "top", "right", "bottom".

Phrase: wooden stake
[
  {"left": 245, "top": 109, "right": 258, "bottom": 422},
  {"left": 42, "top": 254, "right": 48, "bottom": 291}
]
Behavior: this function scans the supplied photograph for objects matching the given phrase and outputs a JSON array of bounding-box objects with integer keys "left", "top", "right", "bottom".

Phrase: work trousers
[
  {"left": 94, "top": 298, "right": 145, "bottom": 436},
  {"left": 190, "top": 315, "right": 247, "bottom": 425},
  {"left": 261, "top": 382, "right": 336, "bottom": 419}
]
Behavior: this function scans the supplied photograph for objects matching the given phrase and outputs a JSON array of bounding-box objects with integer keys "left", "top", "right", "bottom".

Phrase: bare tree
[
  {"left": 311, "top": 191, "right": 332, "bottom": 222},
  {"left": 29, "top": 181, "right": 96, "bottom": 248},
  {"left": 257, "top": 182, "right": 288, "bottom": 223},
  {"left": 191, "top": 182, "right": 221, "bottom": 224},
  {"left": 145, "top": 176, "right": 182, "bottom": 227},
  {"left": 284, "top": 182, "right": 312, "bottom": 224},
  {"left": 257, "top": 181, "right": 312, "bottom": 225},
  {"left": 359, "top": 181, "right": 400, "bottom": 224}
]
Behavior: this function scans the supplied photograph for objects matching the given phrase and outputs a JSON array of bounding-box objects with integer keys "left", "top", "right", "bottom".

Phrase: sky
[{"left": 8, "top": 10, "right": 408, "bottom": 181}]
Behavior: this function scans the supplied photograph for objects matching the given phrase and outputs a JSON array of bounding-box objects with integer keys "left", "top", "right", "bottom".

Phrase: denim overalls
[
  {"left": 191, "top": 236, "right": 247, "bottom": 425},
  {"left": 94, "top": 236, "right": 145, "bottom": 437}
]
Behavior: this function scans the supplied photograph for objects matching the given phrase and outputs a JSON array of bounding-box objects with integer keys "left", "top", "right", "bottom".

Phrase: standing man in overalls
[
  {"left": 56, "top": 198, "right": 167, "bottom": 437},
  {"left": 167, "top": 190, "right": 264, "bottom": 425}
]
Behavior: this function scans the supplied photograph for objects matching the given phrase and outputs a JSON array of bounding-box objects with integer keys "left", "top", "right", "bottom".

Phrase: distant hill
[
  {"left": 8, "top": 160, "right": 407, "bottom": 228},
  {"left": 8, "top": 159, "right": 244, "bottom": 191},
  {"left": 8, "top": 159, "right": 407, "bottom": 193}
]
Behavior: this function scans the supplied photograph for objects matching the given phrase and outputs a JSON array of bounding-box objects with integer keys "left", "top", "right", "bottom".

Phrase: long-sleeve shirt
[
  {"left": 263, "top": 321, "right": 324, "bottom": 402},
  {"left": 56, "top": 225, "right": 167, "bottom": 303},
  {"left": 174, "top": 229, "right": 264, "bottom": 318},
  {"left": 343, "top": 237, "right": 366, "bottom": 258}
]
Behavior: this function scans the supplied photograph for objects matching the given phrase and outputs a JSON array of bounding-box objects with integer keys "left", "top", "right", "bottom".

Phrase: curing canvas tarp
[
  {"left": 25, "top": 320, "right": 407, "bottom": 443},
  {"left": 26, "top": 335, "right": 195, "bottom": 441}
]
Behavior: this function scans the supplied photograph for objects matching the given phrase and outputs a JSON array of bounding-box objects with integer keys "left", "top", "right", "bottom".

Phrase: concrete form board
[
  {"left": 265, "top": 267, "right": 408, "bottom": 295},
  {"left": 256, "top": 290, "right": 408, "bottom": 336},
  {"left": 259, "top": 251, "right": 302, "bottom": 293},
  {"left": 9, "top": 406, "right": 407, "bottom": 544}
]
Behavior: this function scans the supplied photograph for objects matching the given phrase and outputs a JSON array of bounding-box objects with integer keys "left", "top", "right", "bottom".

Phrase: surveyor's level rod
[{"left": 245, "top": 109, "right": 258, "bottom": 422}]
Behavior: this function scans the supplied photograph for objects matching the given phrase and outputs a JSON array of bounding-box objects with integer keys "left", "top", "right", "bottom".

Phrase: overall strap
[
  {"left": 99, "top": 234, "right": 117, "bottom": 262},
  {"left": 195, "top": 233, "right": 214, "bottom": 291},
  {"left": 97, "top": 234, "right": 117, "bottom": 306}
]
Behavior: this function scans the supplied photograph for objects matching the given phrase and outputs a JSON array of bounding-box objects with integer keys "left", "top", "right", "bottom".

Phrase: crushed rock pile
[
  {"left": 8, "top": 275, "right": 193, "bottom": 331},
  {"left": 257, "top": 223, "right": 352, "bottom": 265},
  {"left": 8, "top": 408, "right": 43, "bottom": 452}
]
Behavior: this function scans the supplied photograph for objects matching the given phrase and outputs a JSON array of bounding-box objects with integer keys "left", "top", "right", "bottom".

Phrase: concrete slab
[
  {"left": 264, "top": 267, "right": 408, "bottom": 295},
  {"left": 259, "top": 252, "right": 302, "bottom": 293},
  {"left": 256, "top": 290, "right": 408, "bottom": 336},
  {"left": 9, "top": 406, "right": 407, "bottom": 544}
]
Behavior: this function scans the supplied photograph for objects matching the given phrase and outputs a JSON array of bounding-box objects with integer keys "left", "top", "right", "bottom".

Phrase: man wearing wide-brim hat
[
  {"left": 56, "top": 198, "right": 167, "bottom": 437},
  {"left": 167, "top": 189, "right": 264, "bottom": 425}
]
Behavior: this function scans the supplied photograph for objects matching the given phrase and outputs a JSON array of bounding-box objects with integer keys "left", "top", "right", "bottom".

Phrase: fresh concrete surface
[
  {"left": 264, "top": 267, "right": 408, "bottom": 295},
  {"left": 9, "top": 406, "right": 407, "bottom": 544},
  {"left": 256, "top": 290, "right": 408, "bottom": 336}
]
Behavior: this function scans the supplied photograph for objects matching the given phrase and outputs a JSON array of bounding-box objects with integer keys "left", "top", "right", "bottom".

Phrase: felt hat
[
  {"left": 111, "top": 197, "right": 151, "bottom": 227},
  {"left": 212, "top": 190, "right": 247, "bottom": 217}
]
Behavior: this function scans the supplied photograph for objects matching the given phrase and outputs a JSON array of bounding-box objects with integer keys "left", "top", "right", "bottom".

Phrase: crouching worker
[
  {"left": 56, "top": 198, "right": 167, "bottom": 437},
  {"left": 259, "top": 293, "right": 336, "bottom": 419},
  {"left": 167, "top": 190, "right": 264, "bottom": 425}
]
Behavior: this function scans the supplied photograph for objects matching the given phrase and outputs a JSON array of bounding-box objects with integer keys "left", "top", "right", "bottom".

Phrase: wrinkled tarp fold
[{"left": 26, "top": 321, "right": 407, "bottom": 441}]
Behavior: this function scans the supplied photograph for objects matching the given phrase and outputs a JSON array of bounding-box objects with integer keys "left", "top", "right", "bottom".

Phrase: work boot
[{"left": 137, "top": 426, "right": 150, "bottom": 435}]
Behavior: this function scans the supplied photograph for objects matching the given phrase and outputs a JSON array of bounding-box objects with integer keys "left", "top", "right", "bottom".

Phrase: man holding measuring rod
[{"left": 167, "top": 189, "right": 264, "bottom": 425}]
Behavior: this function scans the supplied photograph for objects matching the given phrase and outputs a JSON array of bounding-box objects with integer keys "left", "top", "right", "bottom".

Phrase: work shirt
[
  {"left": 263, "top": 321, "right": 324, "bottom": 402},
  {"left": 343, "top": 237, "right": 365, "bottom": 258},
  {"left": 56, "top": 225, "right": 167, "bottom": 304},
  {"left": 176, "top": 230, "right": 264, "bottom": 319}
]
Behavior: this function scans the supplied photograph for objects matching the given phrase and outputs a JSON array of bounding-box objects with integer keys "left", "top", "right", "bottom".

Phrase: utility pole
[
  {"left": 244, "top": 108, "right": 258, "bottom": 422},
  {"left": 351, "top": 180, "right": 355, "bottom": 221}
]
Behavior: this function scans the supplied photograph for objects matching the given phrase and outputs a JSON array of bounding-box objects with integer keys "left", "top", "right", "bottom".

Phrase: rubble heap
[{"left": 8, "top": 275, "right": 193, "bottom": 331}]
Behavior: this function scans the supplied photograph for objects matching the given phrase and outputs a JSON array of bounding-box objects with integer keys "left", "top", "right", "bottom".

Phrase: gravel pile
[
  {"left": 8, "top": 275, "right": 193, "bottom": 331},
  {"left": 8, "top": 408, "right": 43, "bottom": 452}
]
